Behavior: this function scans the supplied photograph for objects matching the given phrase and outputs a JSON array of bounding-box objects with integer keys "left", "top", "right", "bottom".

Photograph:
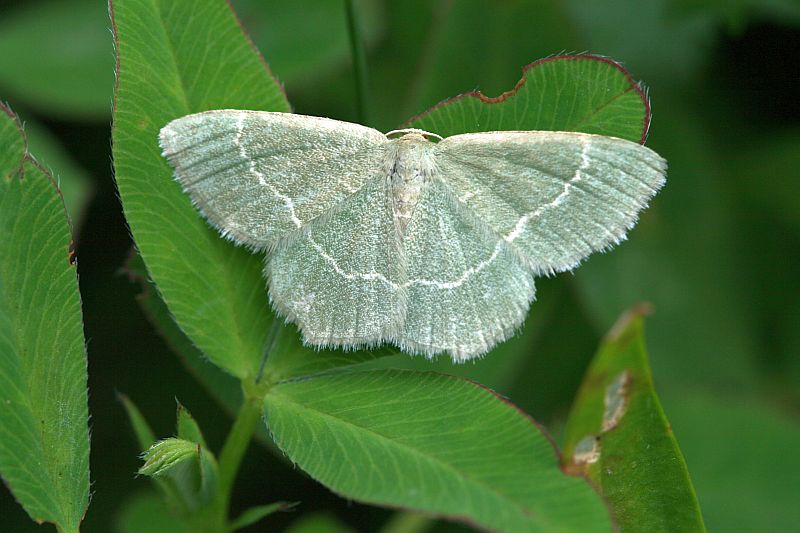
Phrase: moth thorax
[{"left": 388, "top": 134, "right": 436, "bottom": 233}]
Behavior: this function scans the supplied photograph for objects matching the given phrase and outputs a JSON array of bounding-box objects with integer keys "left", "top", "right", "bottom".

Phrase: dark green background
[{"left": 1, "top": 0, "right": 798, "bottom": 531}]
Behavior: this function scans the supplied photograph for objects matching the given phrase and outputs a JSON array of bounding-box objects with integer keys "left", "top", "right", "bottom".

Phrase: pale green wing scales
[
  {"left": 398, "top": 178, "right": 536, "bottom": 361},
  {"left": 159, "top": 110, "right": 387, "bottom": 249},
  {"left": 434, "top": 132, "right": 667, "bottom": 275},
  {"left": 267, "top": 176, "right": 404, "bottom": 348}
]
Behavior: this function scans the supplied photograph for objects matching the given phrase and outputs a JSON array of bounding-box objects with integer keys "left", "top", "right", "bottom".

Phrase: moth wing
[
  {"left": 434, "top": 132, "right": 666, "bottom": 274},
  {"left": 267, "top": 176, "right": 403, "bottom": 348},
  {"left": 159, "top": 110, "right": 387, "bottom": 249},
  {"left": 398, "top": 178, "right": 536, "bottom": 361}
]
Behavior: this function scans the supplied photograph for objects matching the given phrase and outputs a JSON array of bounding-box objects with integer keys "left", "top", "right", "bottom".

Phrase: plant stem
[
  {"left": 211, "top": 392, "right": 263, "bottom": 529},
  {"left": 345, "top": 0, "right": 371, "bottom": 126}
]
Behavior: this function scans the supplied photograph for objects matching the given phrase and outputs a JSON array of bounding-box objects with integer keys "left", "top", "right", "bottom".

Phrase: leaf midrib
[{"left": 568, "top": 84, "right": 637, "bottom": 135}]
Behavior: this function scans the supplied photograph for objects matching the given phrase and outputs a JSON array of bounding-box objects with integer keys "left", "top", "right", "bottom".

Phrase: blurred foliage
[
  {"left": 0, "top": 0, "right": 113, "bottom": 118},
  {"left": 1, "top": 0, "right": 799, "bottom": 531},
  {"left": 664, "top": 389, "right": 800, "bottom": 532}
]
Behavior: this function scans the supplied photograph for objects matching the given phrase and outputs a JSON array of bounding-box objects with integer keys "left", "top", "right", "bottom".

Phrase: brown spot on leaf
[
  {"left": 602, "top": 371, "right": 631, "bottom": 431},
  {"left": 573, "top": 435, "right": 601, "bottom": 466}
]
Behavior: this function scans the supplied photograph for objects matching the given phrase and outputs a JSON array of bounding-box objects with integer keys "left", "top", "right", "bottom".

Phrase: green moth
[{"left": 160, "top": 111, "right": 666, "bottom": 361}]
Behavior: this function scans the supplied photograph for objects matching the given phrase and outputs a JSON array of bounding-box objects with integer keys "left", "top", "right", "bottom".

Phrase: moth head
[{"left": 385, "top": 128, "right": 443, "bottom": 143}]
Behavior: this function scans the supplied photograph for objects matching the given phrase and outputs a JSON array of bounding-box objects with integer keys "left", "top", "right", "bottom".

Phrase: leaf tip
[
  {"left": 0, "top": 101, "right": 27, "bottom": 181},
  {"left": 605, "top": 302, "right": 653, "bottom": 343}
]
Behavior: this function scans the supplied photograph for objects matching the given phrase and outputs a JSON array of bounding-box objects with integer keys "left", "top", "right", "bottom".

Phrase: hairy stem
[{"left": 207, "top": 392, "right": 263, "bottom": 531}]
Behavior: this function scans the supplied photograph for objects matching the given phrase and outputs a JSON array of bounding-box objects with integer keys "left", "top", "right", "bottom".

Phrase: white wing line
[
  {"left": 307, "top": 235, "right": 398, "bottom": 287},
  {"left": 407, "top": 241, "right": 503, "bottom": 289},
  {"left": 234, "top": 112, "right": 302, "bottom": 228},
  {"left": 504, "top": 137, "right": 591, "bottom": 243},
  {"left": 306, "top": 235, "right": 504, "bottom": 291}
]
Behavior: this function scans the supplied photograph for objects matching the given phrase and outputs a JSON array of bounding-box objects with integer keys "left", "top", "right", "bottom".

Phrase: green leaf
[
  {"left": 0, "top": 0, "right": 114, "bottom": 118},
  {"left": 119, "top": 393, "right": 157, "bottom": 451},
  {"left": 229, "top": 501, "right": 297, "bottom": 531},
  {"left": 264, "top": 370, "right": 611, "bottom": 533},
  {"left": 562, "top": 306, "right": 705, "bottom": 532},
  {"left": 0, "top": 103, "right": 89, "bottom": 532},
  {"left": 111, "top": 0, "right": 290, "bottom": 378},
  {"left": 140, "top": 437, "right": 219, "bottom": 511},
  {"left": 407, "top": 54, "right": 650, "bottom": 143},
  {"left": 176, "top": 402, "right": 207, "bottom": 448}
]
